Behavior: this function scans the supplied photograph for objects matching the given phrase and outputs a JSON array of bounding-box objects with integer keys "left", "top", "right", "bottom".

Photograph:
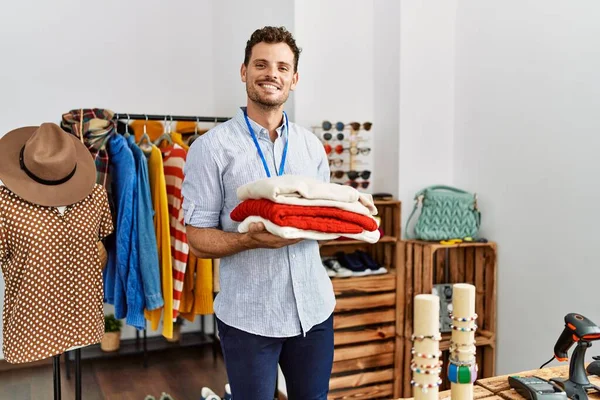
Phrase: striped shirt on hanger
[{"left": 162, "top": 144, "right": 189, "bottom": 321}]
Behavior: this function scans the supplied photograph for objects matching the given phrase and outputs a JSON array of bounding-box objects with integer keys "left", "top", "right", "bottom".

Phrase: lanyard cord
[{"left": 243, "top": 110, "right": 289, "bottom": 178}]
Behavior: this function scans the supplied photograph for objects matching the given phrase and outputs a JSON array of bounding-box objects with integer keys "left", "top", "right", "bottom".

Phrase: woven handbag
[{"left": 405, "top": 185, "right": 481, "bottom": 241}]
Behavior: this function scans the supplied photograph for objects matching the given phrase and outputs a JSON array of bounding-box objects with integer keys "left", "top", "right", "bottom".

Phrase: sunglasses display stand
[{"left": 314, "top": 120, "right": 373, "bottom": 191}]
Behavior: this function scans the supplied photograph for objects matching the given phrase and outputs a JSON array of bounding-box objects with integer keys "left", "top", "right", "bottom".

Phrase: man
[{"left": 182, "top": 27, "right": 335, "bottom": 399}]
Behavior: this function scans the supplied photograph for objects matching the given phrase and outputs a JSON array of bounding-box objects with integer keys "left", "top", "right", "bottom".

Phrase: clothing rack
[
  {"left": 80, "top": 111, "right": 224, "bottom": 368},
  {"left": 113, "top": 113, "right": 230, "bottom": 123}
]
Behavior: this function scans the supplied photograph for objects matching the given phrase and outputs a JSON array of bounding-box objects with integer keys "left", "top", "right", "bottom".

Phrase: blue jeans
[{"left": 216, "top": 314, "right": 334, "bottom": 400}]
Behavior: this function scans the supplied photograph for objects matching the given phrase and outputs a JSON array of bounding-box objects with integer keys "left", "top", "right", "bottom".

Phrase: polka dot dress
[{"left": 0, "top": 184, "right": 113, "bottom": 364}]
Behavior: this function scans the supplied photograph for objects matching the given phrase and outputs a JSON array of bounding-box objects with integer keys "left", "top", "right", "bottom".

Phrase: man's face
[{"left": 241, "top": 42, "right": 298, "bottom": 109}]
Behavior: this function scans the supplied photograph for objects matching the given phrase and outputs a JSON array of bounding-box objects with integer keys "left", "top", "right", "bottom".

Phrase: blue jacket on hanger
[
  {"left": 127, "top": 136, "right": 163, "bottom": 313},
  {"left": 105, "top": 134, "right": 140, "bottom": 327}
]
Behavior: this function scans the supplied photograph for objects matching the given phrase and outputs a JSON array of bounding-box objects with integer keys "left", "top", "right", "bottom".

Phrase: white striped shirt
[{"left": 181, "top": 107, "right": 335, "bottom": 337}]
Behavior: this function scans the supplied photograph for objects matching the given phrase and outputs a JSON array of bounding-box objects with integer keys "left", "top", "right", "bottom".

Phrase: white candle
[
  {"left": 413, "top": 294, "right": 441, "bottom": 400},
  {"left": 450, "top": 284, "right": 477, "bottom": 400}
]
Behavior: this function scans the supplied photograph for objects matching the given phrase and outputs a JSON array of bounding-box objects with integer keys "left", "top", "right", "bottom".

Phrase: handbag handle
[
  {"left": 405, "top": 203, "right": 419, "bottom": 239},
  {"left": 412, "top": 185, "right": 473, "bottom": 200}
]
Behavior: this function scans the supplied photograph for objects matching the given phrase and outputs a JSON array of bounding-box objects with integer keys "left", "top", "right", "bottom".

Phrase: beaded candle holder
[
  {"left": 412, "top": 295, "right": 442, "bottom": 400},
  {"left": 449, "top": 284, "right": 478, "bottom": 400}
]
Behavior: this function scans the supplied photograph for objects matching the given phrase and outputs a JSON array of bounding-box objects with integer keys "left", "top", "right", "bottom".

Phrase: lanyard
[{"left": 243, "top": 109, "right": 289, "bottom": 178}]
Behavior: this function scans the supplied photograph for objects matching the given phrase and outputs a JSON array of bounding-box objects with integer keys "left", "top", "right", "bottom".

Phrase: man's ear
[
  {"left": 290, "top": 72, "right": 299, "bottom": 91},
  {"left": 241, "top": 63, "right": 247, "bottom": 83}
]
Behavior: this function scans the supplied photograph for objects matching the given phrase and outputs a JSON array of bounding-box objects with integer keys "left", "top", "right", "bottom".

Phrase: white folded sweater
[
  {"left": 236, "top": 175, "right": 378, "bottom": 216},
  {"left": 238, "top": 216, "right": 381, "bottom": 244}
]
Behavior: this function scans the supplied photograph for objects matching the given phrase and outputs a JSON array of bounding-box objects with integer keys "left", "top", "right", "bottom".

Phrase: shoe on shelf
[
  {"left": 336, "top": 252, "right": 370, "bottom": 277},
  {"left": 355, "top": 250, "right": 387, "bottom": 275},
  {"left": 321, "top": 257, "right": 337, "bottom": 277},
  {"left": 323, "top": 258, "right": 353, "bottom": 278},
  {"left": 159, "top": 393, "right": 175, "bottom": 400},
  {"left": 201, "top": 387, "right": 222, "bottom": 400},
  {"left": 223, "top": 383, "right": 232, "bottom": 400}
]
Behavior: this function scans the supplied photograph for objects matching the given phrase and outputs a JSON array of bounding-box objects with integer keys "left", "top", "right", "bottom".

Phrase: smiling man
[{"left": 182, "top": 27, "right": 335, "bottom": 399}]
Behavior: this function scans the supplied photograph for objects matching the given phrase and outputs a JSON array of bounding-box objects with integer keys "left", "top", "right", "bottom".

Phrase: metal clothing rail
[{"left": 113, "top": 113, "right": 230, "bottom": 123}]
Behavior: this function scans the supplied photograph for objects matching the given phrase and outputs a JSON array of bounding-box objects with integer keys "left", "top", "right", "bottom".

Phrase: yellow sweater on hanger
[{"left": 144, "top": 144, "right": 174, "bottom": 339}]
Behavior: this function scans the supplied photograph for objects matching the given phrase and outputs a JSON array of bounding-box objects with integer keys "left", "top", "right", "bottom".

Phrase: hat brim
[{"left": 0, "top": 126, "right": 97, "bottom": 207}]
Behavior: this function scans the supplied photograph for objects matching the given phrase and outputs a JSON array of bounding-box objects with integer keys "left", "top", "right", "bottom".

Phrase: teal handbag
[{"left": 405, "top": 185, "right": 481, "bottom": 241}]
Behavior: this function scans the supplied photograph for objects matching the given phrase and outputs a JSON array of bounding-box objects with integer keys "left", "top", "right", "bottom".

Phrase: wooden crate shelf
[
  {"left": 323, "top": 200, "right": 403, "bottom": 399},
  {"left": 331, "top": 271, "right": 397, "bottom": 296},
  {"left": 321, "top": 235, "right": 398, "bottom": 247},
  {"left": 397, "top": 240, "right": 498, "bottom": 398}
]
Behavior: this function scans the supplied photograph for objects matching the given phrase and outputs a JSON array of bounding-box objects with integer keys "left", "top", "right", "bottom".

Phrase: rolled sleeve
[{"left": 182, "top": 137, "right": 224, "bottom": 228}]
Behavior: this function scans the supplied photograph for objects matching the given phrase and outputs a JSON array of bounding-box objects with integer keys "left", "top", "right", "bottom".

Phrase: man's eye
[
  {"left": 280, "top": 67, "right": 288, "bottom": 72},
  {"left": 256, "top": 64, "right": 265, "bottom": 68}
]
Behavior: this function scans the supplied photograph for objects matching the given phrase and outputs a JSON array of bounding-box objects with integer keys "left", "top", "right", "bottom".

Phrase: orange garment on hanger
[
  {"left": 131, "top": 120, "right": 164, "bottom": 143},
  {"left": 179, "top": 254, "right": 214, "bottom": 321},
  {"left": 175, "top": 121, "right": 208, "bottom": 136}
]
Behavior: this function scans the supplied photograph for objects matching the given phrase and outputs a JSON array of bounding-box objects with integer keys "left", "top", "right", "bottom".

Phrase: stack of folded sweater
[{"left": 231, "top": 175, "right": 380, "bottom": 243}]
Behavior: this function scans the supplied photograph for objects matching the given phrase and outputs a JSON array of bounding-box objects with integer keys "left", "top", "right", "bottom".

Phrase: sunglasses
[
  {"left": 328, "top": 158, "right": 343, "bottom": 167},
  {"left": 346, "top": 180, "right": 370, "bottom": 189},
  {"left": 348, "top": 122, "right": 373, "bottom": 131},
  {"left": 324, "top": 144, "right": 344, "bottom": 155},
  {"left": 348, "top": 147, "right": 371, "bottom": 155},
  {"left": 323, "top": 132, "right": 345, "bottom": 141},
  {"left": 322, "top": 121, "right": 346, "bottom": 132},
  {"left": 330, "top": 170, "right": 345, "bottom": 179},
  {"left": 346, "top": 170, "right": 371, "bottom": 180}
]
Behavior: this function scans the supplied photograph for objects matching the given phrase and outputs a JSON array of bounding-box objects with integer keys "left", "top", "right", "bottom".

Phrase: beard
[{"left": 246, "top": 82, "right": 290, "bottom": 111}]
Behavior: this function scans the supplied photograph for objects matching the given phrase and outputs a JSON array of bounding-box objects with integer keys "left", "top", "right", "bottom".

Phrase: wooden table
[{"left": 398, "top": 365, "right": 600, "bottom": 399}]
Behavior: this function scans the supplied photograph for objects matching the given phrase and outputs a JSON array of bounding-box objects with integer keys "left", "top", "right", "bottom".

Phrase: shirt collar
[{"left": 236, "top": 107, "right": 286, "bottom": 140}]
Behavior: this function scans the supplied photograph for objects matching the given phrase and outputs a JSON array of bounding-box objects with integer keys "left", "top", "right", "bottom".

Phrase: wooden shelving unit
[{"left": 320, "top": 200, "right": 403, "bottom": 400}]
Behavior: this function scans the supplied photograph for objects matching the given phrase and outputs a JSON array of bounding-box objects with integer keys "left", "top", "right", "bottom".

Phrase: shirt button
[{"left": 292, "top": 254, "right": 296, "bottom": 259}]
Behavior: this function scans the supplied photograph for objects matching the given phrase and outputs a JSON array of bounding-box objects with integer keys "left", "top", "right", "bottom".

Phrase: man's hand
[{"left": 245, "top": 222, "right": 302, "bottom": 249}]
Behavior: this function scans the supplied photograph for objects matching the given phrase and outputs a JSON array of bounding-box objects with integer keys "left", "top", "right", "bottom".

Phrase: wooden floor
[{"left": 0, "top": 345, "right": 229, "bottom": 400}]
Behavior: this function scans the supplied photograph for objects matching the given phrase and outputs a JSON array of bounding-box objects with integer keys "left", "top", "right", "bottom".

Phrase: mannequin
[{"left": 0, "top": 123, "right": 113, "bottom": 400}]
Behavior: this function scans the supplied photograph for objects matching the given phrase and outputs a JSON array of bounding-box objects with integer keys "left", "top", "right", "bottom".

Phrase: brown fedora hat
[{"left": 0, "top": 123, "right": 96, "bottom": 207}]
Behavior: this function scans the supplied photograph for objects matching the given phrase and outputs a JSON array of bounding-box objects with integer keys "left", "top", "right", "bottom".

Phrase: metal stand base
[
  {"left": 52, "top": 355, "right": 61, "bottom": 400},
  {"left": 550, "top": 377, "right": 600, "bottom": 400}
]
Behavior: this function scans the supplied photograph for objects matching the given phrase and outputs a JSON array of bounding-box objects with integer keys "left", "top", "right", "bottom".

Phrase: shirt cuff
[{"left": 184, "top": 202, "right": 220, "bottom": 228}]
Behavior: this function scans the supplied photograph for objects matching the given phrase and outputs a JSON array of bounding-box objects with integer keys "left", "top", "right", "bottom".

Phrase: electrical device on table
[
  {"left": 587, "top": 356, "right": 600, "bottom": 377},
  {"left": 508, "top": 376, "right": 567, "bottom": 399},
  {"left": 547, "top": 313, "right": 600, "bottom": 399}
]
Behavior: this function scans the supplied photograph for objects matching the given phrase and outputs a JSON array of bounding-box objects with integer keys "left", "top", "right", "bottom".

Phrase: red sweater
[{"left": 230, "top": 199, "right": 377, "bottom": 234}]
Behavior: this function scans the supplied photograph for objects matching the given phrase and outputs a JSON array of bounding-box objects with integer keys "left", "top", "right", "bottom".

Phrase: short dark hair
[{"left": 244, "top": 26, "right": 301, "bottom": 72}]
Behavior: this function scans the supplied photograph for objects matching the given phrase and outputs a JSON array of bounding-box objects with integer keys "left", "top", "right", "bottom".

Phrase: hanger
[
  {"left": 188, "top": 117, "right": 203, "bottom": 146},
  {"left": 137, "top": 115, "right": 153, "bottom": 153},
  {"left": 124, "top": 114, "right": 131, "bottom": 138},
  {"left": 154, "top": 115, "right": 173, "bottom": 146}
]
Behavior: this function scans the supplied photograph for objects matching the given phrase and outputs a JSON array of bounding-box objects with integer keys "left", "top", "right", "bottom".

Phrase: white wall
[
  {"left": 293, "top": 0, "right": 374, "bottom": 128},
  {"left": 398, "top": 1, "right": 457, "bottom": 234},
  {"left": 454, "top": 0, "right": 600, "bottom": 374},
  {"left": 0, "top": 0, "right": 216, "bottom": 137},
  {"left": 373, "top": 0, "right": 401, "bottom": 198},
  {"left": 212, "top": 0, "right": 295, "bottom": 119}
]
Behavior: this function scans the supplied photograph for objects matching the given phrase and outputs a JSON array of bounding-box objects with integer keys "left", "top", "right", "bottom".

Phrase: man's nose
[{"left": 265, "top": 66, "right": 278, "bottom": 80}]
